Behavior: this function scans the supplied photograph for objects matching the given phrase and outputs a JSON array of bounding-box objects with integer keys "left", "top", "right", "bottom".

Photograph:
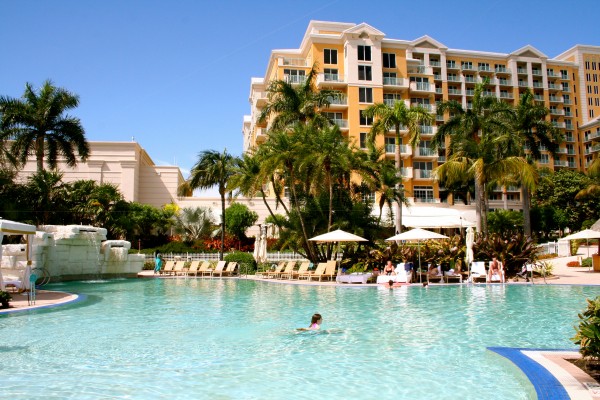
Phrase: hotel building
[{"left": 243, "top": 20, "right": 600, "bottom": 211}]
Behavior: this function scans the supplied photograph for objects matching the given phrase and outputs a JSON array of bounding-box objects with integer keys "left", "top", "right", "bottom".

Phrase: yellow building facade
[{"left": 243, "top": 21, "right": 600, "bottom": 209}]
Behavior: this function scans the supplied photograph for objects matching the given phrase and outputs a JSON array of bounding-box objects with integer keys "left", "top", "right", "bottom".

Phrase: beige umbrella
[
  {"left": 465, "top": 227, "right": 475, "bottom": 279},
  {"left": 562, "top": 229, "right": 600, "bottom": 269},
  {"left": 309, "top": 229, "right": 368, "bottom": 281},
  {"left": 386, "top": 228, "right": 449, "bottom": 283}
]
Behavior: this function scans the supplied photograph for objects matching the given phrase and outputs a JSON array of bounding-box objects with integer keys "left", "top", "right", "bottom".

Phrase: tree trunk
[
  {"left": 475, "top": 181, "right": 482, "bottom": 234},
  {"left": 220, "top": 189, "right": 225, "bottom": 261},
  {"left": 502, "top": 186, "right": 508, "bottom": 210},
  {"left": 522, "top": 186, "right": 532, "bottom": 237},
  {"left": 395, "top": 129, "right": 402, "bottom": 234},
  {"left": 35, "top": 136, "right": 45, "bottom": 172}
]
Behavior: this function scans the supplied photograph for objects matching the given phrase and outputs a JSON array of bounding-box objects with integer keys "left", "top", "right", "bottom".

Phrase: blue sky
[{"left": 1, "top": 0, "right": 599, "bottom": 195}]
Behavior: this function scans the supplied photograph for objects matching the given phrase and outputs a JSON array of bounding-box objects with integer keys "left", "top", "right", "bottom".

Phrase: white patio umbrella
[
  {"left": 386, "top": 228, "right": 449, "bottom": 283},
  {"left": 465, "top": 227, "right": 475, "bottom": 280},
  {"left": 253, "top": 232, "right": 267, "bottom": 264},
  {"left": 562, "top": 229, "right": 600, "bottom": 269},
  {"left": 309, "top": 229, "right": 368, "bottom": 282}
]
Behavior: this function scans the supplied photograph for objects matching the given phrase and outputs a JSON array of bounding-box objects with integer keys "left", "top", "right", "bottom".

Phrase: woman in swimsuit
[
  {"left": 383, "top": 260, "right": 396, "bottom": 276},
  {"left": 488, "top": 257, "right": 503, "bottom": 282}
]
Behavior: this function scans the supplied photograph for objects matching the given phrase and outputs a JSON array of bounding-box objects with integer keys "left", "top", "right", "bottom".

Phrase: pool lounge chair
[
  {"left": 470, "top": 261, "right": 487, "bottom": 283},
  {"left": 425, "top": 265, "right": 444, "bottom": 283},
  {"left": 279, "top": 261, "right": 297, "bottom": 280},
  {"left": 160, "top": 261, "right": 175, "bottom": 275},
  {"left": 265, "top": 261, "right": 286, "bottom": 279},
  {"left": 291, "top": 261, "right": 310, "bottom": 280},
  {"left": 322, "top": 260, "right": 337, "bottom": 281},
  {"left": 376, "top": 263, "right": 407, "bottom": 284},
  {"left": 221, "top": 262, "right": 238, "bottom": 277},
  {"left": 185, "top": 260, "right": 201, "bottom": 276},
  {"left": 210, "top": 261, "right": 228, "bottom": 277},
  {"left": 298, "top": 262, "right": 327, "bottom": 281},
  {"left": 172, "top": 261, "right": 186, "bottom": 276},
  {"left": 199, "top": 261, "right": 215, "bottom": 277}
]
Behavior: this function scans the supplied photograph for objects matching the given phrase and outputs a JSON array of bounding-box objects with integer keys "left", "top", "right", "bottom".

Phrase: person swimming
[{"left": 297, "top": 313, "right": 322, "bottom": 331}]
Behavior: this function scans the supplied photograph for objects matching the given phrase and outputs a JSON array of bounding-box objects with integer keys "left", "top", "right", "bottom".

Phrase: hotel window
[
  {"left": 540, "top": 154, "right": 549, "bottom": 164},
  {"left": 561, "top": 70, "right": 568, "bottom": 79},
  {"left": 461, "top": 61, "right": 473, "bottom": 70},
  {"left": 358, "top": 45, "right": 371, "bottom": 61},
  {"left": 359, "top": 132, "right": 367, "bottom": 149},
  {"left": 383, "top": 93, "right": 401, "bottom": 106},
  {"left": 384, "top": 137, "right": 395, "bottom": 153},
  {"left": 413, "top": 186, "right": 434, "bottom": 202},
  {"left": 591, "top": 110, "right": 595, "bottom": 118},
  {"left": 324, "top": 68, "right": 338, "bottom": 81},
  {"left": 359, "top": 110, "right": 373, "bottom": 126},
  {"left": 324, "top": 49, "right": 337, "bottom": 65},
  {"left": 362, "top": 192, "right": 376, "bottom": 204},
  {"left": 383, "top": 53, "right": 396, "bottom": 68},
  {"left": 324, "top": 112, "right": 343, "bottom": 126},
  {"left": 447, "top": 60, "right": 457, "bottom": 69},
  {"left": 478, "top": 62, "right": 490, "bottom": 71},
  {"left": 563, "top": 82, "right": 570, "bottom": 91},
  {"left": 283, "top": 69, "right": 305, "bottom": 83},
  {"left": 359, "top": 87, "right": 373, "bottom": 103},
  {"left": 358, "top": 65, "right": 372, "bottom": 81}
]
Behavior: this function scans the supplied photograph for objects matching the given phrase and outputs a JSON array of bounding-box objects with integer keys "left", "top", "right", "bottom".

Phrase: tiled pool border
[
  {"left": 489, "top": 347, "right": 600, "bottom": 399},
  {"left": 0, "top": 292, "right": 85, "bottom": 315}
]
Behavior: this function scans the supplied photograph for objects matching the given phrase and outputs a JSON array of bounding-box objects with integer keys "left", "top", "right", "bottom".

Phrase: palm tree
[
  {"left": 187, "top": 149, "right": 238, "bottom": 260},
  {"left": 173, "top": 207, "right": 215, "bottom": 242},
  {"left": 511, "top": 89, "right": 562, "bottom": 236},
  {"left": 258, "top": 64, "right": 334, "bottom": 130},
  {"left": 433, "top": 80, "right": 530, "bottom": 236},
  {"left": 363, "top": 100, "right": 432, "bottom": 232},
  {"left": 0, "top": 80, "right": 89, "bottom": 172}
]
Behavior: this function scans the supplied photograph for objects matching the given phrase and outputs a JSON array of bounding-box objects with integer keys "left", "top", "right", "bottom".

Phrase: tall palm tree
[
  {"left": 187, "top": 149, "right": 238, "bottom": 260},
  {"left": 511, "top": 89, "right": 562, "bottom": 236},
  {"left": 0, "top": 80, "right": 89, "bottom": 172},
  {"left": 363, "top": 100, "right": 432, "bottom": 232},
  {"left": 258, "top": 64, "right": 334, "bottom": 130},
  {"left": 433, "top": 80, "right": 529, "bottom": 235}
]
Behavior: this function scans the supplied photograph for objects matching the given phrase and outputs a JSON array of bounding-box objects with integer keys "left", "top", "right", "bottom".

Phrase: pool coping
[
  {"left": 489, "top": 347, "right": 600, "bottom": 399},
  {"left": 0, "top": 291, "right": 84, "bottom": 315}
]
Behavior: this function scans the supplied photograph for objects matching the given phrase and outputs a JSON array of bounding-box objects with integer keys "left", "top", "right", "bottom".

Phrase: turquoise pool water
[{"left": 1, "top": 279, "right": 599, "bottom": 399}]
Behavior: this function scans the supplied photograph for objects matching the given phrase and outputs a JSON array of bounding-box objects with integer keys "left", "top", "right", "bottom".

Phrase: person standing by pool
[
  {"left": 297, "top": 313, "right": 322, "bottom": 331},
  {"left": 154, "top": 252, "right": 164, "bottom": 274}
]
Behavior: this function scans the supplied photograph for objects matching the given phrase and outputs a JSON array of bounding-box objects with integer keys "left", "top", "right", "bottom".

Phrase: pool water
[{"left": 1, "top": 279, "right": 599, "bottom": 399}]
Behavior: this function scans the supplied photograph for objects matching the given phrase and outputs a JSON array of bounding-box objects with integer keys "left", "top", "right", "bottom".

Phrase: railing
[
  {"left": 517, "top": 68, "right": 527, "bottom": 74},
  {"left": 495, "top": 66, "right": 509, "bottom": 73},
  {"left": 417, "top": 147, "right": 437, "bottom": 157},
  {"left": 419, "top": 125, "right": 434, "bottom": 134},
  {"left": 322, "top": 73, "right": 344, "bottom": 83},
  {"left": 332, "top": 119, "right": 348, "bottom": 128},
  {"left": 499, "top": 92, "right": 513, "bottom": 99},
  {"left": 531, "top": 69, "right": 542, "bottom": 76},
  {"left": 148, "top": 252, "right": 308, "bottom": 263},
  {"left": 549, "top": 96, "right": 563, "bottom": 102},
  {"left": 383, "top": 76, "right": 406, "bottom": 86},
  {"left": 498, "top": 79, "right": 511, "bottom": 86},
  {"left": 548, "top": 83, "right": 562, "bottom": 90},
  {"left": 282, "top": 58, "right": 308, "bottom": 66},
  {"left": 448, "top": 88, "right": 462, "bottom": 95},
  {"left": 285, "top": 75, "right": 308, "bottom": 84},
  {"left": 461, "top": 64, "right": 475, "bottom": 71},
  {"left": 447, "top": 75, "right": 461, "bottom": 82},
  {"left": 385, "top": 144, "right": 395, "bottom": 153},
  {"left": 411, "top": 82, "right": 432, "bottom": 91},
  {"left": 430, "top": 60, "right": 441, "bottom": 67},
  {"left": 327, "top": 95, "right": 347, "bottom": 105},
  {"left": 446, "top": 62, "right": 458, "bottom": 69}
]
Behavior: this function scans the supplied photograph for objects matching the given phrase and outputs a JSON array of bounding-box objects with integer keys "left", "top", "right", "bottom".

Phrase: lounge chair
[
  {"left": 210, "top": 261, "right": 228, "bottom": 277},
  {"left": 185, "top": 261, "right": 201, "bottom": 276},
  {"left": 298, "top": 262, "right": 327, "bottom": 281},
  {"left": 426, "top": 265, "right": 444, "bottom": 283},
  {"left": 279, "top": 261, "right": 297, "bottom": 280},
  {"left": 265, "top": 261, "right": 286, "bottom": 279},
  {"left": 376, "top": 263, "right": 406, "bottom": 284},
  {"left": 172, "top": 261, "right": 186, "bottom": 276},
  {"left": 323, "top": 260, "right": 337, "bottom": 281},
  {"left": 444, "top": 270, "right": 463, "bottom": 283},
  {"left": 160, "top": 261, "right": 175, "bottom": 275},
  {"left": 199, "top": 261, "right": 215, "bottom": 277},
  {"left": 291, "top": 261, "right": 310, "bottom": 280},
  {"left": 221, "top": 262, "right": 238, "bottom": 277},
  {"left": 470, "top": 261, "right": 487, "bottom": 282}
]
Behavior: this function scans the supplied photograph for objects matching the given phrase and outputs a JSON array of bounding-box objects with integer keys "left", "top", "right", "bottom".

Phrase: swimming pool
[{"left": 1, "top": 279, "right": 598, "bottom": 399}]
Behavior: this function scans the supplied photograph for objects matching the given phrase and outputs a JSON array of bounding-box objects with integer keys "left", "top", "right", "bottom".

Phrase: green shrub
[
  {"left": 0, "top": 290, "right": 11, "bottom": 309},
  {"left": 143, "top": 260, "right": 155, "bottom": 270},
  {"left": 573, "top": 296, "right": 600, "bottom": 359},
  {"left": 582, "top": 257, "right": 593, "bottom": 269},
  {"left": 224, "top": 251, "right": 257, "bottom": 274}
]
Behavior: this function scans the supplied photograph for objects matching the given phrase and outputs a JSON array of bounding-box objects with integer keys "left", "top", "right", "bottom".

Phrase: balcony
[
  {"left": 331, "top": 119, "right": 349, "bottom": 130},
  {"left": 563, "top": 98, "right": 571, "bottom": 105},
  {"left": 531, "top": 69, "right": 543, "bottom": 76},
  {"left": 550, "top": 109, "right": 564, "bottom": 116},
  {"left": 517, "top": 67, "right": 528, "bottom": 74},
  {"left": 518, "top": 81, "right": 528, "bottom": 87},
  {"left": 419, "top": 125, "right": 436, "bottom": 135},
  {"left": 434, "top": 73, "right": 442, "bottom": 80},
  {"left": 430, "top": 60, "right": 441, "bottom": 67},
  {"left": 565, "top": 134, "right": 575, "bottom": 142},
  {"left": 384, "top": 98, "right": 402, "bottom": 107},
  {"left": 435, "top": 87, "right": 443, "bottom": 94},
  {"left": 255, "top": 127, "right": 268, "bottom": 143},
  {"left": 568, "top": 161, "right": 577, "bottom": 168},
  {"left": 284, "top": 75, "right": 308, "bottom": 85},
  {"left": 565, "top": 122, "right": 573, "bottom": 130},
  {"left": 548, "top": 83, "right": 562, "bottom": 91},
  {"left": 437, "top": 155, "right": 446, "bottom": 163},
  {"left": 385, "top": 144, "right": 395, "bottom": 154},
  {"left": 532, "top": 82, "right": 543, "bottom": 88},
  {"left": 436, "top": 114, "right": 445, "bottom": 122},
  {"left": 533, "top": 95, "right": 544, "bottom": 101},
  {"left": 412, "top": 103, "right": 436, "bottom": 113},
  {"left": 447, "top": 75, "right": 462, "bottom": 82},
  {"left": 499, "top": 92, "right": 514, "bottom": 99},
  {"left": 413, "top": 169, "right": 434, "bottom": 179},
  {"left": 498, "top": 79, "right": 511, "bottom": 86},
  {"left": 448, "top": 88, "right": 462, "bottom": 96},
  {"left": 412, "top": 197, "right": 440, "bottom": 204},
  {"left": 416, "top": 147, "right": 437, "bottom": 157},
  {"left": 446, "top": 62, "right": 459, "bottom": 70},
  {"left": 465, "top": 89, "right": 475, "bottom": 96},
  {"left": 554, "top": 160, "right": 568, "bottom": 168},
  {"left": 326, "top": 94, "right": 348, "bottom": 108},
  {"left": 464, "top": 76, "right": 477, "bottom": 83},
  {"left": 461, "top": 64, "right": 476, "bottom": 71},
  {"left": 592, "top": 143, "right": 600, "bottom": 153},
  {"left": 495, "top": 66, "right": 511, "bottom": 74},
  {"left": 400, "top": 144, "right": 412, "bottom": 157},
  {"left": 383, "top": 76, "right": 408, "bottom": 88},
  {"left": 410, "top": 81, "right": 435, "bottom": 93},
  {"left": 552, "top": 122, "right": 566, "bottom": 129},
  {"left": 478, "top": 65, "right": 492, "bottom": 73},
  {"left": 409, "top": 66, "right": 433, "bottom": 75},
  {"left": 549, "top": 96, "right": 563, "bottom": 103},
  {"left": 317, "top": 73, "right": 346, "bottom": 87},
  {"left": 586, "top": 131, "right": 600, "bottom": 142},
  {"left": 547, "top": 71, "right": 560, "bottom": 78},
  {"left": 281, "top": 58, "right": 308, "bottom": 67}
]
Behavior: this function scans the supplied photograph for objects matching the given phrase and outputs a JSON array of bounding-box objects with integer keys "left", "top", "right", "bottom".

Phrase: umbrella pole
[{"left": 418, "top": 241, "right": 422, "bottom": 284}]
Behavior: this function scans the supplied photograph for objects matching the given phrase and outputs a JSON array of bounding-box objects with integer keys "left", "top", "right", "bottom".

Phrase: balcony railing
[
  {"left": 461, "top": 64, "right": 476, "bottom": 71},
  {"left": 498, "top": 79, "right": 511, "bottom": 86},
  {"left": 531, "top": 69, "right": 542, "bottom": 76},
  {"left": 383, "top": 77, "right": 406, "bottom": 86},
  {"left": 465, "top": 89, "right": 475, "bottom": 96},
  {"left": 434, "top": 74, "right": 442, "bottom": 80},
  {"left": 517, "top": 68, "right": 528, "bottom": 74},
  {"left": 549, "top": 96, "right": 563, "bottom": 103},
  {"left": 464, "top": 76, "right": 477, "bottom": 83},
  {"left": 321, "top": 73, "right": 344, "bottom": 83},
  {"left": 448, "top": 88, "right": 462, "bottom": 95},
  {"left": 495, "top": 66, "right": 510, "bottom": 73},
  {"left": 412, "top": 103, "right": 435, "bottom": 113},
  {"left": 552, "top": 122, "right": 566, "bottom": 129},
  {"left": 410, "top": 82, "right": 433, "bottom": 92},
  {"left": 518, "top": 81, "right": 528, "bottom": 87},
  {"left": 533, "top": 82, "right": 543, "bottom": 88},
  {"left": 385, "top": 144, "right": 395, "bottom": 153},
  {"left": 534, "top": 95, "right": 544, "bottom": 101},
  {"left": 417, "top": 148, "right": 437, "bottom": 157},
  {"left": 429, "top": 60, "right": 441, "bottom": 67},
  {"left": 499, "top": 92, "right": 513, "bottom": 99},
  {"left": 419, "top": 125, "right": 435, "bottom": 134},
  {"left": 447, "top": 75, "right": 461, "bottom": 82},
  {"left": 285, "top": 75, "right": 308, "bottom": 84},
  {"left": 548, "top": 83, "right": 562, "bottom": 90},
  {"left": 332, "top": 119, "right": 348, "bottom": 128},
  {"left": 327, "top": 94, "right": 347, "bottom": 106},
  {"left": 478, "top": 65, "right": 492, "bottom": 72},
  {"left": 413, "top": 169, "right": 433, "bottom": 178},
  {"left": 282, "top": 58, "right": 308, "bottom": 66}
]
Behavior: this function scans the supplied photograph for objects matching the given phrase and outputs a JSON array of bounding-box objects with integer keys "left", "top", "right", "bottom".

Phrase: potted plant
[{"left": 0, "top": 290, "right": 12, "bottom": 309}]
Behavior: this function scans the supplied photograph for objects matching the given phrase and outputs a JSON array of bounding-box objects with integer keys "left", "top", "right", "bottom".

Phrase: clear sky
[{"left": 1, "top": 0, "right": 599, "bottom": 195}]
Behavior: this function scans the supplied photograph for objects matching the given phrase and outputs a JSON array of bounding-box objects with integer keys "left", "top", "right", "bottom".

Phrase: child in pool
[{"left": 297, "top": 313, "right": 322, "bottom": 331}]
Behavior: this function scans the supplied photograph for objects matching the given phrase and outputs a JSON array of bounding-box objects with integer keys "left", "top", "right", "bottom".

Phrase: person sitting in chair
[
  {"left": 488, "top": 257, "right": 504, "bottom": 282},
  {"left": 383, "top": 260, "right": 396, "bottom": 276}
]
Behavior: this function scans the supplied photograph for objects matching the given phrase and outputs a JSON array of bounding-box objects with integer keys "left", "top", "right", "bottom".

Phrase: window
[
  {"left": 359, "top": 132, "right": 367, "bottom": 149},
  {"left": 362, "top": 192, "right": 375, "bottom": 204},
  {"left": 283, "top": 69, "right": 305, "bottom": 84},
  {"left": 359, "top": 87, "right": 373, "bottom": 103},
  {"left": 324, "top": 49, "right": 337, "bottom": 65},
  {"left": 359, "top": 110, "right": 373, "bottom": 126},
  {"left": 563, "top": 82, "right": 570, "bottom": 91},
  {"left": 358, "top": 45, "right": 371, "bottom": 61},
  {"left": 358, "top": 65, "right": 372, "bottom": 81},
  {"left": 324, "top": 68, "right": 338, "bottom": 81},
  {"left": 447, "top": 60, "right": 457, "bottom": 69},
  {"left": 383, "top": 72, "right": 397, "bottom": 85},
  {"left": 383, "top": 53, "right": 396, "bottom": 68},
  {"left": 384, "top": 137, "right": 395, "bottom": 153},
  {"left": 540, "top": 154, "right": 549, "bottom": 164},
  {"left": 478, "top": 62, "right": 490, "bottom": 71},
  {"left": 383, "top": 93, "right": 401, "bottom": 106},
  {"left": 461, "top": 61, "right": 473, "bottom": 70},
  {"left": 561, "top": 70, "right": 568, "bottom": 79},
  {"left": 413, "top": 186, "right": 434, "bottom": 202}
]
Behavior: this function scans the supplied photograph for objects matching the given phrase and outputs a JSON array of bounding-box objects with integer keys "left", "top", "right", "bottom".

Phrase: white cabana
[{"left": 0, "top": 219, "right": 36, "bottom": 291}]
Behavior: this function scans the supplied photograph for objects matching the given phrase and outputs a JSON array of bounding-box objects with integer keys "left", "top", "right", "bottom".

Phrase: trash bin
[{"left": 593, "top": 254, "right": 600, "bottom": 272}]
